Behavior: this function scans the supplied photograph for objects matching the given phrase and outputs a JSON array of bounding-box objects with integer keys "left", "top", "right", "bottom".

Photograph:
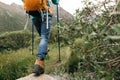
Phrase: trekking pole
[
  {"left": 46, "top": 7, "right": 49, "bottom": 29},
  {"left": 56, "top": 5, "right": 61, "bottom": 62},
  {"left": 24, "top": 14, "right": 29, "bottom": 30},
  {"left": 32, "top": 22, "right": 34, "bottom": 55}
]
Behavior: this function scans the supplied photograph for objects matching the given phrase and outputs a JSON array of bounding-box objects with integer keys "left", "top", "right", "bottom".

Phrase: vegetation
[
  {"left": 0, "top": 30, "right": 69, "bottom": 80},
  {"left": 0, "top": 49, "right": 35, "bottom": 80},
  {"left": 0, "top": 30, "right": 32, "bottom": 52},
  {"left": 53, "top": 0, "right": 120, "bottom": 80},
  {"left": 0, "top": 0, "right": 120, "bottom": 80}
]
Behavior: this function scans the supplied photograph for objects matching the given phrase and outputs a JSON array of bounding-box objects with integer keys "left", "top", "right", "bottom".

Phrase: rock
[{"left": 17, "top": 74, "right": 57, "bottom": 80}]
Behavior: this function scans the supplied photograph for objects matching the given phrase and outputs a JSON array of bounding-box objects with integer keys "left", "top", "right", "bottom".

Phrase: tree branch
[{"left": 96, "top": 56, "right": 120, "bottom": 64}]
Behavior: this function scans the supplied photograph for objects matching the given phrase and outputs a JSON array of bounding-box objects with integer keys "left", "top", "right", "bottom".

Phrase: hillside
[
  {"left": 51, "top": 3, "right": 74, "bottom": 22},
  {"left": 0, "top": 2, "right": 74, "bottom": 33},
  {"left": 0, "top": 2, "right": 26, "bottom": 33}
]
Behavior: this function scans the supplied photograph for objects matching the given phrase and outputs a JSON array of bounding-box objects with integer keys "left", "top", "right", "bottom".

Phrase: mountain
[
  {"left": 51, "top": 3, "right": 74, "bottom": 21},
  {"left": 0, "top": 2, "right": 27, "bottom": 33},
  {"left": 0, "top": 2, "right": 74, "bottom": 33}
]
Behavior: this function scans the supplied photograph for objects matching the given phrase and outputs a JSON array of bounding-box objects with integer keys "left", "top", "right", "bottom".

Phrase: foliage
[
  {"left": 0, "top": 30, "right": 32, "bottom": 52},
  {"left": 53, "top": 0, "right": 120, "bottom": 80}
]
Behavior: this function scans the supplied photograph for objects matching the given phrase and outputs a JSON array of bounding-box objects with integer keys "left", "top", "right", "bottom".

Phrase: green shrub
[
  {"left": 0, "top": 30, "right": 32, "bottom": 52},
  {"left": 60, "top": 1, "right": 120, "bottom": 79}
]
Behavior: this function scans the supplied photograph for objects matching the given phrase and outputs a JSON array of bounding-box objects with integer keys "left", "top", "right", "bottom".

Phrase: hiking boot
[{"left": 32, "top": 58, "right": 45, "bottom": 76}]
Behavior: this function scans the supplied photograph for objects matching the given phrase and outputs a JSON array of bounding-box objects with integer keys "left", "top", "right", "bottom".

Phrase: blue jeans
[{"left": 32, "top": 15, "right": 52, "bottom": 60}]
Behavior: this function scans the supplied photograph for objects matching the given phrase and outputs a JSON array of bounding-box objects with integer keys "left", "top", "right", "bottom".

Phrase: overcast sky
[{"left": 0, "top": 0, "right": 83, "bottom": 14}]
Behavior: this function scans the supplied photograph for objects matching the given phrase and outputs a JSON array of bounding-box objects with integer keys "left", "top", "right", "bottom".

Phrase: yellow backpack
[{"left": 23, "top": 0, "right": 47, "bottom": 11}]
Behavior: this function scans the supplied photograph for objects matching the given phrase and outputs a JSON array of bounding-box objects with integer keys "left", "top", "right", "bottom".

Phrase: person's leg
[
  {"left": 32, "top": 16, "right": 52, "bottom": 75},
  {"left": 37, "top": 16, "right": 52, "bottom": 60},
  {"left": 32, "top": 17, "right": 42, "bottom": 36}
]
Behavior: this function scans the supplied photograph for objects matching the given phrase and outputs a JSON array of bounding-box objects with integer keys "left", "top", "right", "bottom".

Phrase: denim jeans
[{"left": 32, "top": 15, "right": 52, "bottom": 60}]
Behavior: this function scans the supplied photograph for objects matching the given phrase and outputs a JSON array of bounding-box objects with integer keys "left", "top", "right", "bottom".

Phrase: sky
[{"left": 0, "top": 0, "right": 83, "bottom": 14}]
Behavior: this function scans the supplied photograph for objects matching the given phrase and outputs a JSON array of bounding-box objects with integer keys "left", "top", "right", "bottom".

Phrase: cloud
[{"left": 0, "top": 0, "right": 22, "bottom": 4}]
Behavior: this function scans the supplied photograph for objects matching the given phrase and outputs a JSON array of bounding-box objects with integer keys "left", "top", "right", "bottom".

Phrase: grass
[
  {"left": 0, "top": 43, "right": 71, "bottom": 79},
  {"left": 0, "top": 48, "right": 35, "bottom": 80},
  {"left": 0, "top": 48, "right": 33, "bottom": 67},
  {"left": 44, "top": 44, "right": 71, "bottom": 73}
]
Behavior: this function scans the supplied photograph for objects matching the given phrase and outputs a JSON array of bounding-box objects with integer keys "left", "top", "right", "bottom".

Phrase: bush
[
  {"left": 0, "top": 30, "right": 32, "bottom": 52},
  {"left": 61, "top": 1, "right": 120, "bottom": 79}
]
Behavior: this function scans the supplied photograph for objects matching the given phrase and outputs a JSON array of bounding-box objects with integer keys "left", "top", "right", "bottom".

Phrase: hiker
[{"left": 22, "top": 0, "right": 59, "bottom": 75}]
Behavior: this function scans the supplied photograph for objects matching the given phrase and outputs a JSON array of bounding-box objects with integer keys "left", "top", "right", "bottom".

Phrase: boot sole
[{"left": 32, "top": 64, "right": 44, "bottom": 76}]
